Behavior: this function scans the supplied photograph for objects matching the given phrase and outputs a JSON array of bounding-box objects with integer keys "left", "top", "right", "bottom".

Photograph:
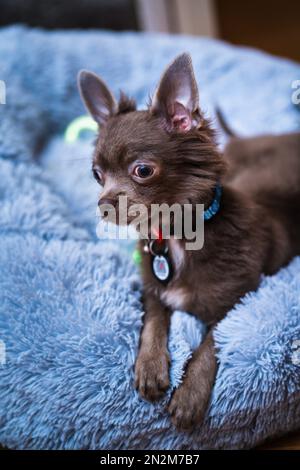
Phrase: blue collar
[{"left": 204, "top": 184, "right": 222, "bottom": 221}]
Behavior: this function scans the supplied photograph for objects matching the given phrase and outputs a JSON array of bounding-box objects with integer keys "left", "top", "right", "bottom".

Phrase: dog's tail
[{"left": 215, "top": 107, "right": 237, "bottom": 138}]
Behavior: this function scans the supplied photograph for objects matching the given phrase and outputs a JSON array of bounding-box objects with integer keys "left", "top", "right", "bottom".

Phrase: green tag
[{"left": 132, "top": 249, "right": 142, "bottom": 265}]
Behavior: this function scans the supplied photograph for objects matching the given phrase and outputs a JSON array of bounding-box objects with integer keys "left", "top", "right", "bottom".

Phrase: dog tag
[{"left": 152, "top": 255, "right": 170, "bottom": 282}]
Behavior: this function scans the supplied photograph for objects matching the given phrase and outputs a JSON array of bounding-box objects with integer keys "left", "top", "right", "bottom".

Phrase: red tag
[{"left": 152, "top": 227, "right": 163, "bottom": 244}]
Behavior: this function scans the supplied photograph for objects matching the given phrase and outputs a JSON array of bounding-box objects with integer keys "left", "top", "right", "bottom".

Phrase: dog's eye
[
  {"left": 92, "top": 168, "right": 103, "bottom": 185},
  {"left": 133, "top": 164, "right": 154, "bottom": 179}
]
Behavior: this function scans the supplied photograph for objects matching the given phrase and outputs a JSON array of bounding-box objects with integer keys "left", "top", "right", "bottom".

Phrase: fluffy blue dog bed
[{"left": 0, "top": 26, "right": 300, "bottom": 449}]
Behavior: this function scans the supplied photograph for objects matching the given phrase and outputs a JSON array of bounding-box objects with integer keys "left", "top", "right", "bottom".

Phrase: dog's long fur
[{"left": 78, "top": 54, "right": 300, "bottom": 430}]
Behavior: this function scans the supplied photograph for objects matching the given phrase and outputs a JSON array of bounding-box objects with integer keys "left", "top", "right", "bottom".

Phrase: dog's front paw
[
  {"left": 135, "top": 350, "right": 170, "bottom": 402},
  {"left": 168, "top": 381, "right": 210, "bottom": 431}
]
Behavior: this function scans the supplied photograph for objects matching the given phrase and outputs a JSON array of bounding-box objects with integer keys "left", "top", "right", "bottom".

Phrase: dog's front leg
[
  {"left": 168, "top": 329, "right": 217, "bottom": 430},
  {"left": 135, "top": 294, "right": 171, "bottom": 401}
]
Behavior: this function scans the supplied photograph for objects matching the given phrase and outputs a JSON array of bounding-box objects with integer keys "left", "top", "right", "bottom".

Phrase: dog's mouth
[
  {"left": 99, "top": 201, "right": 142, "bottom": 226},
  {"left": 99, "top": 197, "right": 196, "bottom": 236}
]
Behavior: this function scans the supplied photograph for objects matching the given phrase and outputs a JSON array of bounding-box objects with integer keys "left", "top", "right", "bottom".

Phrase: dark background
[
  {"left": 217, "top": 0, "right": 300, "bottom": 63},
  {"left": 0, "top": 0, "right": 138, "bottom": 31},
  {"left": 0, "top": 0, "right": 299, "bottom": 62}
]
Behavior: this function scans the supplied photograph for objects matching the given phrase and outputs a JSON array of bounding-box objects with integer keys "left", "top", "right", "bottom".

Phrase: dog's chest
[
  {"left": 168, "top": 238, "right": 185, "bottom": 272},
  {"left": 159, "top": 239, "right": 189, "bottom": 311},
  {"left": 160, "top": 286, "right": 190, "bottom": 311},
  {"left": 159, "top": 239, "right": 215, "bottom": 320}
]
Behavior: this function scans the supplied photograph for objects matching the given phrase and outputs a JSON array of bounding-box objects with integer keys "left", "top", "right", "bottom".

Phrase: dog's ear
[
  {"left": 77, "top": 70, "right": 117, "bottom": 126},
  {"left": 150, "top": 53, "right": 200, "bottom": 132}
]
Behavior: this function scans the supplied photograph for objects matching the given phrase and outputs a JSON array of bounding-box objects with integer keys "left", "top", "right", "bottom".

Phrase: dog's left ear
[{"left": 150, "top": 53, "right": 200, "bottom": 132}]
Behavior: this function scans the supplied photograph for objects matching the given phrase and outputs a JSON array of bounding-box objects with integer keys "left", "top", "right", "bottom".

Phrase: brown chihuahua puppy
[{"left": 78, "top": 53, "right": 300, "bottom": 431}]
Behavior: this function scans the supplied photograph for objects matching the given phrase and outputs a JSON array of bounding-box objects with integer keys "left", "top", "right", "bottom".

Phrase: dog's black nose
[{"left": 98, "top": 198, "right": 117, "bottom": 208}]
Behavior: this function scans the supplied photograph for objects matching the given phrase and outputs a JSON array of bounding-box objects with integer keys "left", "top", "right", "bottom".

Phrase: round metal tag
[{"left": 152, "top": 255, "right": 170, "bottom": 282}]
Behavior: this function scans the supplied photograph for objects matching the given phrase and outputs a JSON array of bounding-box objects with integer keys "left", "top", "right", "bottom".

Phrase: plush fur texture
[{"left": 0, "top": 25, "right": 300, "bottom": 449}]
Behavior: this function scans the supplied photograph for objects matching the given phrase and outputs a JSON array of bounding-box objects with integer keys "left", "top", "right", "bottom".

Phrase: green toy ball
[{"left": 64, "top": 115, "right": 97, "bottom": 143}]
